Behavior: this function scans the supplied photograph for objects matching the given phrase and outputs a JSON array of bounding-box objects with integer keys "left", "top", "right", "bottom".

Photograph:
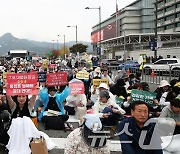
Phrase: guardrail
[
  {"left": 102, "top": 65, "right": 180, "bottom": 85},
  {"left": 142, "top": 67, "right": 180, "bottom": 84}
]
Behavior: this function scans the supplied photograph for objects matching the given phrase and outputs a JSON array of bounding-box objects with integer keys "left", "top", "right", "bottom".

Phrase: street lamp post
[
  {"left": 67, "top": 25, "right": 78, "bottom": 45},
  {"left": 85, "top": 6, "right": 101, "bottom": 59},
  {"left": 58, "top": 35, "right": 66, "bottom": 59},
  {"left": 52, "top": 40, "right": 54, "bottom": 50}
]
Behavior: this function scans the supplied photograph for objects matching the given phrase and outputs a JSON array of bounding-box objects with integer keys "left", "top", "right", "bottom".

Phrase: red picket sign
[
  {"left": 69, "top": 82, "right": 85, "bottom": 94},
  {"left": 49, "top": 64, "right": 57, "bottom": 68},
  {"left": 6, "top": 73, "right": 38, "bottom": 96},
  {"left": 47, "top": 72, "right": 67, "bottom": 86}
]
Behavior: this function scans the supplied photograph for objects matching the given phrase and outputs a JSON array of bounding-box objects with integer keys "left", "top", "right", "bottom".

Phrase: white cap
[
  {"left": 98, "top": 83, "right": 109, "bottom": 90},
  {"left": 94, "top": 67, "right": 101, "bottom": 73},
  {"left": 159, "top": 80, "right": 170, "bottom": 87}
]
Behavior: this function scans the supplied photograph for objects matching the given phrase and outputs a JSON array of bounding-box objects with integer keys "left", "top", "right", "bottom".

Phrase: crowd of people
[{"left": 0, "top": 57, "right": 179, "bottom": 154}]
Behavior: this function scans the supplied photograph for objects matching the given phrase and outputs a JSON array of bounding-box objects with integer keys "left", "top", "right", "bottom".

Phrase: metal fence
[
  {"left": 106, "top": 65, "right": 180, "bottom": 85},
  {"left": 142, "top": 67, "right": 180, "bottom": 85}
]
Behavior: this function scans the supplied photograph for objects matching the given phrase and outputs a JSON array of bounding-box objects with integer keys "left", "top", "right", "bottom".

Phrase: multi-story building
[
  {"left": 157, "top": 0, "right": 180, "bottom": 33},
  {"left": 91, "top": 0, "right": 180, "bottom": 60}
]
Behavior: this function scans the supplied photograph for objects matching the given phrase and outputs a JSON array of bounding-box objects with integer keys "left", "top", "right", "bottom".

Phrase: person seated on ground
[
  {"left": 92, "top": 90, "right": 125, "bottom": 126},
  {"left": 135, "top": 71, "right": 141, "bottom": 83},
  {"left": 110, "top": 78, "right": 128, "bottom": 99},
  {"left": 129, "top": 73, "right": 136, "bottom": 86},
  {"left": 0, "top": 93, "right": 10, "bottom": 122},
  {"left": 6, "top": 94, "right": 37, "bottom": 119},
  {"left": 0, "top": 100, "right": 9, "bottom": 145},
  {"left": 154, "top": 80, "right": 170, "bottom": 102},
  {"left": 64, "top": 114, "right": 110, "bottom": 154},
  {"left": 64, "top": 93, "right": 87, "bottom": 116},
  {"left": 166, "top": 86, "right": 180, "bottom": 103},
  {"left": 90, "top": 67, "right": 102, "bottom": 80},
  {"left": 101, "top": 69, "right": 114, "bottom": 85},
  {"left": 160, "top": 98, "right": 180, "bottom": 135},
  {"left": 118, "top": 101, "right": 163, "bottom": 154},
  {"left": 98, "top": 83, "right": 116, "bottom": 102},
  {"left": 34, "top": 82, "right": 47, "bottom": 111},
  {"left": 38, "top": 86, "right": 72, "bottom": 130},
  {"left": 90, "top": 85, "right": 99, "bottom": 104},
  {"left": 122, "top": 82, "right": 161, "bottom": 117},
  {"left": 122, "top": 74, "right": 130, "bottom": 91}
]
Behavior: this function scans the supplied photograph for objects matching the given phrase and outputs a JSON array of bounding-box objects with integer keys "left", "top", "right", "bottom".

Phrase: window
[
  {"left": 158, "top": 10, "right": 164, "bottom": 15},
  {"left": 165, "top": 0, "right": 172, "bottom": 3},
  {"left": 158, "top": 18, "right": 164, "bottom": 23},
  {"left": 165, "top": 5, "right": 175, "bottom": 12},
  {"left": 176, "top": 3, "right": 180, "bottom": 8},
  {"left": 154, "top": 60, "right": 167, "bottom": 64},
  {"left": 176, "top": 13, "right": 180, "bottom": 18},
  {"left": 158, "top": 1, "right": 164, "bottom": 8},
  {"left": 157, "top": 27, "right": 164, "bottom": 32},
  {"left": 176, "top": 22, "right": 180, "bottom": 27},
  {"left": 165, "top": 15, "right": 174, "bottom": 21},
  {"left": 166, "top": 60, "right": 177, "bottom": 64},
  {"left": 165, "top": 24, "right": 174, "bottom": 30}
]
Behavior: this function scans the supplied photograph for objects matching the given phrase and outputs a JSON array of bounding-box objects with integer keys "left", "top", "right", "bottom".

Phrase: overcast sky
[{"left": 0, "top": 0, "right": 134, "bottom": 43}]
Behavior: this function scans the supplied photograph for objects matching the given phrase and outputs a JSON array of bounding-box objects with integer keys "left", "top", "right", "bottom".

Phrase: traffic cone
[
  {"left": 126, "top": 69, "right": 130, "bottom": 75},
  {"left": 150, "top": 69, "right": 155, "bottom": 78}
]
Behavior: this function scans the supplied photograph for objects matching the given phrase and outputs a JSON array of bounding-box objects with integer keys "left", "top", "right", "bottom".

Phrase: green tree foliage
[{"left": 69, "top": 43, "right": 88, "bottom": 53}]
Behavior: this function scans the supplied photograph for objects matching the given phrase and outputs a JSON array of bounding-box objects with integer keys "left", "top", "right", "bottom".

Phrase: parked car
[
  {"left": 143, "top": 58, "right": 180, "bottom": 75},
  {"left": 101, "top": 59, "right": 120, "bottom": 66},
  {"left": 119, "top": 60, "right": 140, "bottom": 71}
]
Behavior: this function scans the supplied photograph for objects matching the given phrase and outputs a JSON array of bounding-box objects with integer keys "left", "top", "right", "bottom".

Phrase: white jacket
[{"left": 92, "top": 99, "right": 126, "bottom": 118}]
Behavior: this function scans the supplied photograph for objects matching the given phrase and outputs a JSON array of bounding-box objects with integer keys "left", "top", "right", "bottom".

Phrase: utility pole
[{"left": 154, "top": 0, "right": 158, "bottom": 57}]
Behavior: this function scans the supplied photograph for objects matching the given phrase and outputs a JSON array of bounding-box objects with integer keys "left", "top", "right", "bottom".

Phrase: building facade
[
  {"left": 91, "top": 0, "right": 180, "bottom": 60},
  {"left": 157, "top": 0, "right": 180, "bottom": 33}
]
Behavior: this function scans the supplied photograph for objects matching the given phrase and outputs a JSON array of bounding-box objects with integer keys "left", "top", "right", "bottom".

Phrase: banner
[
  {"left": 49, "top": 64, "right": 56, "bottom": 68},
  {"left": 93, "top": 79, "right": 109, "bottom": 88},
  {"left": 131, "top": 89, "right": 156, "bottom": 107},
  {"left": 38, "top": 72, "right": 47, "bottom": 82},
  {"left": 76, "top": 71, "right": 89, "bottom": 80},
  {"left": 6, "top": 73, "right": 38, "bottom": 96},
  {"left": 69, "top": 82, "right": 85, "bottom": 94},
  {"left": 47, "top": 72, "right": 67, "bottom": 86}
]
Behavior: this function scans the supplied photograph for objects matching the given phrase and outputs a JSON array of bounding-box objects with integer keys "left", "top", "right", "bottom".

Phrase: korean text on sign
[
  {"left": 93, "top": 79, "right": 109, "bottom": 88},
  {"left": 47, "top": 72, "right": 67, "bottom": 86},
  {"left": 131, "top": 89, "right": 156, "bottom": 107},
  {"left": 69, "top": 82, "right": 85, "bottom": 94},
  {"left": 76, "top": 71, "right": 89, "bottom": 80},
  {"left": 6, "top": 73, "right": 38, "bottom": 96}
]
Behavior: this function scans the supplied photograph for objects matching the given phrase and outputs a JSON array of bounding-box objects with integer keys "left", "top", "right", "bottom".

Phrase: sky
[{"left": 0, "top": 0, "right": 134, "bottom": 43}]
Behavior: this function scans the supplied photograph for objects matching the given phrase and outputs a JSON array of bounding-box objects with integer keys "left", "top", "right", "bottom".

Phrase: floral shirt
[{"left": 64, "top": 128, "right": 110, "bottom": 154}]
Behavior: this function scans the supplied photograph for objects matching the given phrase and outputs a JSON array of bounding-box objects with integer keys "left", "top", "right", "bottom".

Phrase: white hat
[
  {"left": 98, "top": 83, "right": 109, "bottom": 90},
  {"left": 159, "top": 80, "right": 170, "bottom": 87},
  {"left": 94, "top": 67, "right": 101, "bottom": 73}
]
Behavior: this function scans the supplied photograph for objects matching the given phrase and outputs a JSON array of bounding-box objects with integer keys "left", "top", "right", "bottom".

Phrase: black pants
[
  {"left": 174, "top": 125, "right": 180, "bottom": 135},
  {"left": 101, "top": 107, "right": 122, "bottom": 126},
  {"left": 41, "top": 115, "right": 69, "bottom": 130},
  {"left": 0, "top": 118, "right": 9, "bottom": 145},
  {"left": 64, "top": 106, "right": 76, "bottom": 115}
]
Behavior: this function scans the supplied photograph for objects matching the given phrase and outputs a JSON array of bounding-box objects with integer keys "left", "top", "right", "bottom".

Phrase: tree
[
  {"left": 60, "top": 47, "right": 69, "bottom": 58},
  {"left": 46, "top": 50, "right": 60, "bottom": 59},
  {"left": 69, "top": 43, "right": 88, "bottom": 54}
]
